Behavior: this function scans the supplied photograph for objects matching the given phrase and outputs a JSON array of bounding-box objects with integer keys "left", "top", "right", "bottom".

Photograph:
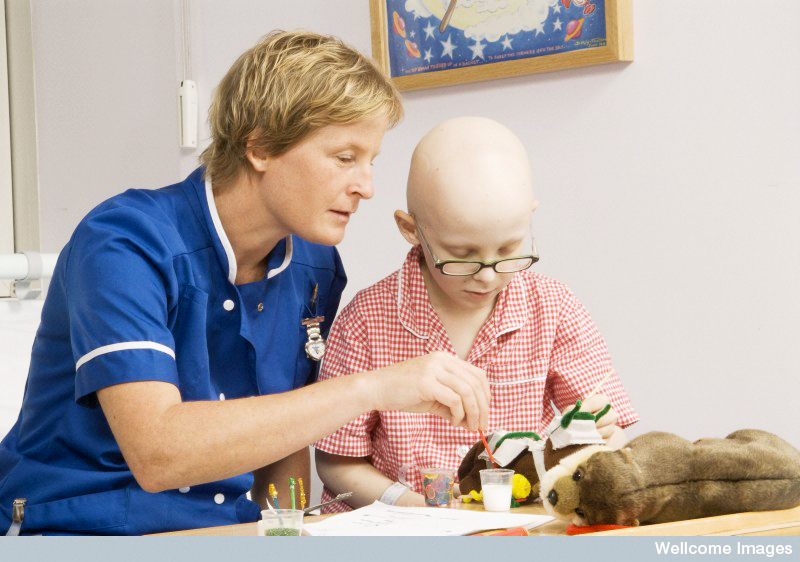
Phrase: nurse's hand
[{"left": 367, "top": 351, "right": 490, "bottom": 432}]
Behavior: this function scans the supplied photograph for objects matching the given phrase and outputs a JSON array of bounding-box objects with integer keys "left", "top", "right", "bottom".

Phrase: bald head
[{"left": 407, "top": 116, "right": 535, "bottom": 231}]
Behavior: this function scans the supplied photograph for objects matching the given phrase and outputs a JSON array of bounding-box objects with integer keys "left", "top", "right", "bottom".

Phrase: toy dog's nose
[{"left": 547, "top": 489, "right": 558, "bottom": 506}]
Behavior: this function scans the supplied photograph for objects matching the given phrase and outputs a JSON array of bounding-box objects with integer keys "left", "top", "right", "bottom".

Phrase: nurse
[{"left": 0, "top": 30, "right": 489, "bottom": 535}]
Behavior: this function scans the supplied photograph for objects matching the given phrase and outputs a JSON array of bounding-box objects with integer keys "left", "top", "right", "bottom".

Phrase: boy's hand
[
  {"left": 577, "top": 393, "right": 619, "bottom": 438},
  {"left": 368, "top": 351, "right": 490, "bottom": 432},
  {"left": 572, "top": 394, "right": 627, "bottom": 448}
]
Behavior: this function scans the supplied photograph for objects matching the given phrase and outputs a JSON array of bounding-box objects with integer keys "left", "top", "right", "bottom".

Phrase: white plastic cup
[
  {"left": 257, "top": 509, "right": 304, "bottom": 536},
  {"left": 479, "top": 468, "right": 514, "bottom": 512}
]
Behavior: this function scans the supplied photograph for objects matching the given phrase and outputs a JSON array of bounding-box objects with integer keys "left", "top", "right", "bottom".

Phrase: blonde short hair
[{"left": 201, "top": 30, "right": 403, "bottom": 189}]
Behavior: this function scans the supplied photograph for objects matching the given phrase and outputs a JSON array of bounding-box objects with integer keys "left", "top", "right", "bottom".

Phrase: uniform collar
[
  {"left": 201, "top": 174, "right": 293, "bottom": 285},
  {"left": 396, "top": 246, "right": 531, "bottom": 344}
]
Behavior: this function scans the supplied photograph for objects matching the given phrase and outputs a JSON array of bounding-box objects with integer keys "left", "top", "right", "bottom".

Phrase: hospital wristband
[{"left": 379, "top": 482, "right": 410, "bottom": 505}]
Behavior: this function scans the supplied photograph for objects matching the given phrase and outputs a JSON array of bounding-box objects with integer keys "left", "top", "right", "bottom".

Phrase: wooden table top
[{"left": 151, "top": 502, "right": 800, "bottom": 537}]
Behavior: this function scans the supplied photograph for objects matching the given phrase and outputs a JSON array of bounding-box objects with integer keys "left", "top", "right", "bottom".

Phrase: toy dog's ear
[
  {"left": 457, "top": 440, "right": 487, "bottom": 496},
  {"left": 618, "top": 447, "right": 636, "bottom": 466},
  {"left": 457, "top": 441, "right": 484, "bottom": 481}
]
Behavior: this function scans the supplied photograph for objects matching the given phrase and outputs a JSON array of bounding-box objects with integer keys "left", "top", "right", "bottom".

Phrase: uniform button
[
  {"left": 223, "top": 299, "right": 235, "bottom": 311},
  {"left": 219, "top": 393, "right": 225, "bottom": 401},
  {"left": 456, "top": 444, "right": 471, "bottom": 459},
  {"left": 214, "top": 493, "right": 225, "bottom": 505},
  {"left": 179, "top": 487, "right": 190, "bottom": 493},
  {"left": 257, "top": 303, "right": 264, "bottom": 312}
]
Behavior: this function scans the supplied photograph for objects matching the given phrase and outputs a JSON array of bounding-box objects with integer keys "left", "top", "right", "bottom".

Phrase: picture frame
[{"left": 369, "top": 0, "right": 633, "bottom": 92}]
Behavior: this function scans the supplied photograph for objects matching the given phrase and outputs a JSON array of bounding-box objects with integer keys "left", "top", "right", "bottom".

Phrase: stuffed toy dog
[
  {"left": 540, "top": 429, "right": 800, "bottom": 526},
  {"left": 457, "top": 431, "right": 543, "bottom": 503},
  {"left": 458, "top": 401, "right": 610, "bottom": 503}
]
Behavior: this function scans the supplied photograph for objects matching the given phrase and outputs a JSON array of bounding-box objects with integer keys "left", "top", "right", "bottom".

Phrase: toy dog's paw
[{"left": 462, "top": 489, "right": 483, "bottom": 503}]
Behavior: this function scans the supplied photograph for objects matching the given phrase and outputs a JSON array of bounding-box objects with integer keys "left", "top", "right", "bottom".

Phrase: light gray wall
[
  {"left": 31, "top": 0, "right": 181, "bottom": 252},
  {"left": 3, "top": 0, "right": 799, "bottom": 504}
]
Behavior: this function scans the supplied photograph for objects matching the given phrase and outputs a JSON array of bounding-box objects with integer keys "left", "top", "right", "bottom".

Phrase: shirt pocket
[
  {"left": 172, "top": 284, "right": 211, "bottom": 399},
  {"left": 23, "top": 487, "right": 130, "bottom": 534},
  {"left": 486, "top": 360, "right": 548, "bottom": 433}
]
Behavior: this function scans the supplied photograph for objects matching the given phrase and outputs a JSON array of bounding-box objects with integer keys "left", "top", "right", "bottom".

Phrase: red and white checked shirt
[{"left": 314, "top": 247, "right": 638, "bottom": 512}]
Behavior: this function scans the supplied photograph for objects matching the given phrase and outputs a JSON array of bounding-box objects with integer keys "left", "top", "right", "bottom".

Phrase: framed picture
[{"left": 369, "top": 0, "right": 633, "bottom": 91}]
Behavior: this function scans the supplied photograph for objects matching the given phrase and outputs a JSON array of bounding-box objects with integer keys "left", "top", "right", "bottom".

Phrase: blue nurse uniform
[{"left": 0, "top": 168, "right": 346, "bottom": 534}]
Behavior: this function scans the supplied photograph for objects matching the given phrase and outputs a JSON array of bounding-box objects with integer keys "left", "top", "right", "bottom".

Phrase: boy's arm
[
  {"left": 549, "top": 289, "right": 639, "bottom": 442},
  {"left": 314, "top": 303, "right": 423, "bottom": 508},
  {"left": 251, "top": 447, "right": 310, "bottom": 509},
  {"left": 315, "top": 449, "right": 424, "bottom": 509}
]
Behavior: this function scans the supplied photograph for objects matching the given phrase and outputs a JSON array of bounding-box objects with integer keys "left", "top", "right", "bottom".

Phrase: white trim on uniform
[
  {"left": 205, "top": 178, "right": 238, "bottom": 285},
  {"left": 267, "top": 235, "right": 293, "bottom": 279},
  {"left": 75, "top": 341, "right": 176, "bottom": 371}
]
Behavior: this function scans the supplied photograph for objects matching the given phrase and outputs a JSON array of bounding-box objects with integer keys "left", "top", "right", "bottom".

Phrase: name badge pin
[{"left": 302, "top": 316, "right": 326, "bottom": 361}]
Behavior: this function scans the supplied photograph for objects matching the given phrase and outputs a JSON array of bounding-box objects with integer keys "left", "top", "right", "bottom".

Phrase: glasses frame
[{"left": 415, "top": 222, "right": 539, "bottom": 277}]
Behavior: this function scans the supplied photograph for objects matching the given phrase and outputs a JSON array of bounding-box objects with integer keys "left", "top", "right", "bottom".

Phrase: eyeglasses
[{"left": 415, "top": 222, "right": 539, "bottom": 276}]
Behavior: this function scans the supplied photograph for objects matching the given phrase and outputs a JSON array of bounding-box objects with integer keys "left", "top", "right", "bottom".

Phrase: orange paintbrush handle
[
  {"left": 479, "top": 429, "right": 499, "bottom": 467},
  {"left": 566, "top": 523, "right": 632, "bottom": 535},
  {"left": 471, "top": 527, "right": 529, "bottom": 536}
]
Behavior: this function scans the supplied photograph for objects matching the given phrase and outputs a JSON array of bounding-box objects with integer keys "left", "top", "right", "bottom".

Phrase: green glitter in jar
[{"left": 264, "top": 528, "right": 300, "bottom": 536}]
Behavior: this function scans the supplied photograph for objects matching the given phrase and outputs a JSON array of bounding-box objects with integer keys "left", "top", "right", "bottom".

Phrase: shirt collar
[
  {"left": 203, "top": 176, "right": 293, "bottom": 285},
  {"left": 396, "top": 246, "right": 532, "bottom": 342},
  {"left": 493, "top": 269, "right": 531, "bottom": 337},
  {"left": 397, "top": 246, "right": 437, "bottom": 339}
]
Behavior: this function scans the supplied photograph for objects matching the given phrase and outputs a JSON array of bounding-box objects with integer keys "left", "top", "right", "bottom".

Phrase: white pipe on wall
[{"left": 0, "top": 252, "right": 57, "bottom": 281}]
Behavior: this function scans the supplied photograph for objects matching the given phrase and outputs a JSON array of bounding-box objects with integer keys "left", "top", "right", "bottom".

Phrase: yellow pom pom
[
  {"left": 511, "top": 473, "right": 531, "bottom": 501},
  {"left": 468, "top": 490, "right": 483, "bottom": 503}
]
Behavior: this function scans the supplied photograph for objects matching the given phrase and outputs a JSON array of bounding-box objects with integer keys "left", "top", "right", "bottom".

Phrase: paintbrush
[{"left": 303, "top": 492, "right": 353, "bottom": 514}]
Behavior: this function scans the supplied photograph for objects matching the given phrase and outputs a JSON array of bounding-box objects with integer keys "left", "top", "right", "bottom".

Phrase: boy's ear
[{"left": 394, "top": 210, "right": 420, "bottom": 246}]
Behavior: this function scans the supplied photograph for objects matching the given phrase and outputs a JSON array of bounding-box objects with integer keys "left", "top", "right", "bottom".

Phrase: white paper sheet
[
  {"left": 303, "top": 501, "right": 553, "bottom": 536},
  {"left": 0, "top": 300, "right": 43, "bottom": 436}
]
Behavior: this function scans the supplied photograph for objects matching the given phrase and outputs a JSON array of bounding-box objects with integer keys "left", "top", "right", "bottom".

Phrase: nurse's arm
[
  {"left": 315, "top": 449, "right": 424, "bottom": 509},
  {"left": 97, "top": 351, "right": 488, "bottom": 493},
  {"left": 97, "top": 378, "right": 376, "bottom": 494},
  {"left": 250, "top": 447, "right": 310, "bottom": 510}
]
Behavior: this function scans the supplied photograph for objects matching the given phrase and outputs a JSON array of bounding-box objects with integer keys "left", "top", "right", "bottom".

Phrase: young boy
[{"left": 314, "top": 116, "right": 638, "bottom": 511}]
